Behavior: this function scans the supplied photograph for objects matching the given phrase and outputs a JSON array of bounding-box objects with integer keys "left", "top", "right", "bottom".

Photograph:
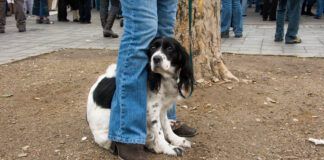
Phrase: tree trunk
[{"left": 175, "top": 0, "right": 238, "bottom": 82}]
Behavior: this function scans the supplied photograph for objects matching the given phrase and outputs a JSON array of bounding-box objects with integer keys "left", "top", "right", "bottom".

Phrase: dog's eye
[
  {"left": 166, "top": 46, "right": 173, "bottom": 52},
  {"left": 150, "top": 46, "right": 157, "bottom": 52}
]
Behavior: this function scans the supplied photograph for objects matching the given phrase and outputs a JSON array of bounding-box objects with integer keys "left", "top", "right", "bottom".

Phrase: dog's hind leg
[
  {"left": 160, "top": 109, "right": 191, "bottom": 148},
  {"left": 146, "top": 102, "right": 184, "bottom": 156}
]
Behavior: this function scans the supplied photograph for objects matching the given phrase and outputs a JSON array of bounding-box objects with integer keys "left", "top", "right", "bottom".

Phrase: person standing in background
[
  {"left": 0, "top": 0, "right": 26, "bottom": 33},
  {"left": 79, "top": 0, "right": 91, "bottom": 23},
  {"left": 314, "top": 0, "right": 324, "bottom": 19},
  {"left": 221, "top": 0, "right": 243, "bottom": 38},
  {"left": 57, "top": 0, "right": 70, "bottom": 22},
  {"left": 262, "top": 0, "right": 278, "bottom": 21},
  {"left": 24, "top": 0, "right": 34, "bottom": 16},
  {"left": 99, "top": 0, "right": 119, "bottom": 38},
  {"left": 32, "top": 0, "right": 53, "bottom": 24},
  {"left": 274, "top": 0, "right": 302, "bottom": 44},
  {"left": 302, "top": 0, "right": 316, "bottom": 16}
]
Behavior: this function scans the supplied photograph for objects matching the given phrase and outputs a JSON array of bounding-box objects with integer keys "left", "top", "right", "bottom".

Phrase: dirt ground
[{"left": 0, "top": 49, "right": 324, "bottom": 160}]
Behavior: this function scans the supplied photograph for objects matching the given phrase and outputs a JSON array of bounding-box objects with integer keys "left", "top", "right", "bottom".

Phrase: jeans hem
[{"left": 109, "top": 135, "right": 146, "bottom": 144}]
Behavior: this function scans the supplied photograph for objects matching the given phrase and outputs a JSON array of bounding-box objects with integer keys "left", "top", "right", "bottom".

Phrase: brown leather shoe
[
  {"left": 171, "top": 120, "right": 197, "bottom": 137},
  {"left": 110, "top": 142, "right": 148, "bottom": 160}
]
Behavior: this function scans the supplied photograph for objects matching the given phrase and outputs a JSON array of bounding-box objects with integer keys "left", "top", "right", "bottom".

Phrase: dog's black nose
[{"left": 153, "top": 56, "right": 162, "bottom": 64}]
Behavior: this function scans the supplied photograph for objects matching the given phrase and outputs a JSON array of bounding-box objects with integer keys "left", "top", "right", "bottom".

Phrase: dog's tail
[{"left": 105, "top": 64, "right": 117, "bottom": 78}]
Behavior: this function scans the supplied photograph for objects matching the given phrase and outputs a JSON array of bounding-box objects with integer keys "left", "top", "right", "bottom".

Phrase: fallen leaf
[
  {"left": 227, "top": 86, "right": 233, "bottom": 90},
  {"left": 1, "top": 94, "right": 13, "bottom": 98},
  {"left": 81, "top": 136, "right": 87, "bottom": 141},
  {"left": 266, "top": 97, "right": 277, "bottom": 103},
  {"left": 308, "top": 138, "right": 324, "bottom": 145},
  {"left": 181, "top": 105, "right": 188, "bottom": 109}
]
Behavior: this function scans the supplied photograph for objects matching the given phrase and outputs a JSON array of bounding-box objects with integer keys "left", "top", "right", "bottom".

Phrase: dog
[{"left": 87, "top": 37, "right": 194, "bottom": 156}]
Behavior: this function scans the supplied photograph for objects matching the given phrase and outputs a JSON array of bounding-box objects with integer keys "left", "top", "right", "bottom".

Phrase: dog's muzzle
[{"left": 153, "top": 55, "right": 162, "bottom": 66}]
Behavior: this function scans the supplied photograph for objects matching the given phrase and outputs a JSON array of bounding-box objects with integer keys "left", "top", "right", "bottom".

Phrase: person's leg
[
  {"left": 285, "top": 0, "right": 302, "bottom": 42},
  {"left": 269, "top": 0, "right": 278, "bottom": 20},
  {"left": 275, "top": 0, "right": 287, "bottom": 41},
  {"left": 57, "top": 0, "right": 68, "bottom": 21},
  {"left": 232, "top": 0, "right": 243, "bottom": 37},
  {"left": 103, "top": 0, "right": 119, "bottom": 37},
  {"left": 167, "top": 104, "right": 177, "bottom": 120},
  {"left": 28, "top": 0, "right": 33, "bottom": 15},
  {"left": 84, "top": 0, "right": 91, "bottom": 22},
  {"left": 255, "top": 0, "right": 260, "bottom": 12},
  {"left": 306, "top": 0, "right": 316, "bottom": 15},
  {"left": 14, "top": 0, "right": 26, "bottom": 31},
  {"left": 315, "top": 0, "right": 323, "bottom": 18},
  {"left": 99, "top": 0, "right": 108, "bottom": 27},
  {"left": 262, "top": 0, "right": 270, "bottom": 20},
  {"left": 221, "top": 0, "right": 232, "bottom": 35},
  {"left": 242, "top": 0, "right": 248, "bottom": 16},
  {"left": 79, "top": 0, "right": 85, "bottom": 22},
  {"left": 108, "top": 0, "right": 158, "bottom": 145},
  {"left": 0, "top": 0, "right": 6, "bottom": 32}
]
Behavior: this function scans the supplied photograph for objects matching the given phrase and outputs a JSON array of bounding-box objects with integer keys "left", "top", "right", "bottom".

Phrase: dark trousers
[
  {"left": 79, "top": 0, "right": 91, "bottom": 22},
  {"left": 99, "top": 0, "right": 119, "bottom": 27},
  {"left": 302, "top": 0, "right": 316, "bottom": 13},
  {"left": 263, "top": 0, "right": 278, "bottom": 20},
  {"left": 69, "top": 0, "right": 79, "bottom": 10},
  {"left": 0, "top": 0, "right": 26, "bottom": 29},
  {"left": 58, "top": 0, "right": 68, "bottom": 20}
]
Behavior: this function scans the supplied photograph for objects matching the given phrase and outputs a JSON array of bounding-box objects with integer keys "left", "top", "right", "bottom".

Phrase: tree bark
[{"left": 175, "top": 0, "right": 238, "bottom": 82}]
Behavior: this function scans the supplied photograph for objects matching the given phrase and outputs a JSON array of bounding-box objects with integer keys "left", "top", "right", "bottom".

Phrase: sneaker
[
  {"left": 285, "top": 37, "right": 302, "bottom": 44},
  {"left": 221, "top": 31, "right": 229, "bottom": 38},
  {"left": 73, "top": 19, "right": 79, "bottom": 22}
]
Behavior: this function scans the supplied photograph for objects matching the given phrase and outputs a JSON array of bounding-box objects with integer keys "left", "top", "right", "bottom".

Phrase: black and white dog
[{"left": 87, "top": 37, "right": 194, "bottom": 156}]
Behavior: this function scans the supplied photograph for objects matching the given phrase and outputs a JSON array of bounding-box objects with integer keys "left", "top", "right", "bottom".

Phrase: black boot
[{"left": 103, "top": 7, "right": 119, "bottom": 38}]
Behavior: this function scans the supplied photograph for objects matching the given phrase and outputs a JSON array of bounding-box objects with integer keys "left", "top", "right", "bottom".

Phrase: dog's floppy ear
[
  {"left": 148, "top": 69, "right": 162, "bottom": 93},
  {"left": 177, "top": 43, "right": 194, "bottom": 96}
]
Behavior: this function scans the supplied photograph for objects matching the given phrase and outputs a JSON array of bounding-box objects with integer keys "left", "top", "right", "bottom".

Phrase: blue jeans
[
  {"left": 221, "top": 0, "right": 243, "bottom": 35},
  {"left": 242, "top": 0, "right": 248, "bottom": 15},
  {"left": 316, "top": 0, "right": 324, "bottom": 17},
  {"left": 275, "top": 0, "right": 302, "bottom": 41},
  {"left": 108, "top": 0, "right": 178, "bottom": 145},
  {"left": 32, "top": 0, "right": 49, "bottom": 17}
]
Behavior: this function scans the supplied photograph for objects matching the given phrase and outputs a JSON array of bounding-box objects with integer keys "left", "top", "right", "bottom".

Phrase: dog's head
[{"left": 147, "top": 37, "right": 194, "bottom": 94}]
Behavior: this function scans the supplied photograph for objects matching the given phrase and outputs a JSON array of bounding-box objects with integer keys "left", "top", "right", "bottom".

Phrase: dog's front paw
[
  {"left": 170, "top": 137, "right": 191, "bottom": 148},
  {"left": 163, "top": 145, "right": 184, "bottom": 156}
]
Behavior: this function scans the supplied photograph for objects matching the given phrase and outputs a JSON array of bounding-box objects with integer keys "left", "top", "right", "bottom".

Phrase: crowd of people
[
  {"left": 0, "top": 0, "right": 121, "bottom": 37},
  {"left": 221, "top": 0, "right": 324, "bottom": 43}
]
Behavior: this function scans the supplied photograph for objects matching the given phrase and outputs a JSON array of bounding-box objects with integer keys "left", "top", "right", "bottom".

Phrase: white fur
[{"left": 86, "top": 64, "right": 116, "bottom": 149}]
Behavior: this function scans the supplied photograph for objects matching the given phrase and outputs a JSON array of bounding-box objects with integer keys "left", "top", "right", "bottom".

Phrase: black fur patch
[
  {"left": 93, "top": 77, "right": 116, "bottom": 109},
  {"left": 151, "top": 120, "right": 157, "bottom": 125}
]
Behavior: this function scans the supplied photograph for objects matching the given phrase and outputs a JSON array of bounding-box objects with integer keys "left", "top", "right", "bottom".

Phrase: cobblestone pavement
[
  {"left": 1, "top": 8, "right": 324, "bottom": 65},
  {"left": 0, "top": 11, "right": 122, "bottom": 64}
]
